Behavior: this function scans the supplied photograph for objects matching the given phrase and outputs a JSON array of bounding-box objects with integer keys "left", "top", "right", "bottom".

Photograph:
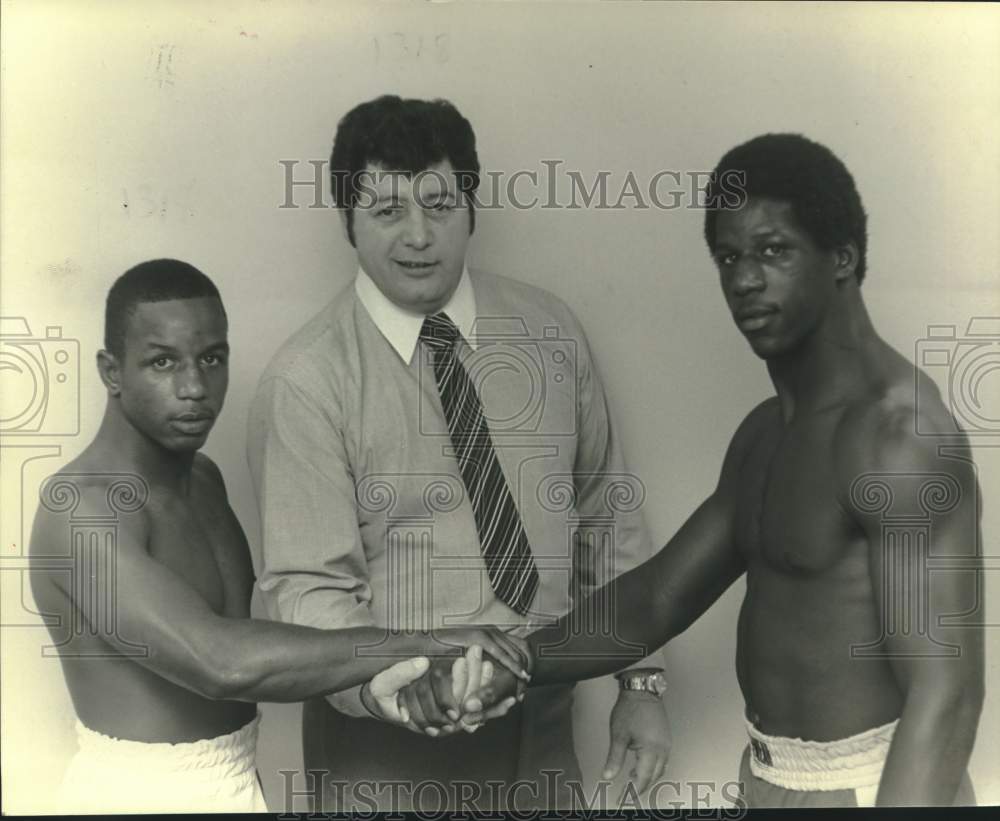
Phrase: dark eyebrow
[{"left": 201, "top": 341, "right": 230, "bottom": 356}]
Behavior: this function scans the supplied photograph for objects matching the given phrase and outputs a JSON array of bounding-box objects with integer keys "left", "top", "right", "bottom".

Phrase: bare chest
[
  {"left": 145, "top": 492, "right": 254, "bottom": 616},
  {"left": 735, "top": 416, "right": 856, "bottom": 574}
]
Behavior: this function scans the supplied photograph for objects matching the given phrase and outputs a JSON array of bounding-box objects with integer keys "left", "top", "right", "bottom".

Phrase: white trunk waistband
[
  {"left": 72, "top": 710, "right": 261, "bottom": 776},
  {"left": 58, "top": 711, "right": 266, "bottom": 813},
  {"left": 745, "top": 718, "right": 898, "bottom": 792}
]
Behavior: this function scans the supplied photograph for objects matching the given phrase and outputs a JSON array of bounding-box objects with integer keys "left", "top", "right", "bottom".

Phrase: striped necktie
[{"left": 420, "top": 312, "right": 540, "bottom": 616}]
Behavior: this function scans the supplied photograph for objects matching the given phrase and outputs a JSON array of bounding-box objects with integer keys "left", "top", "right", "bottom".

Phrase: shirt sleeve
[
  {"left": 246, "top": 372, "right": 372, "bottom": 716},
  {"left": 564, "top": 305, "right": 660, "bottom": 671}
]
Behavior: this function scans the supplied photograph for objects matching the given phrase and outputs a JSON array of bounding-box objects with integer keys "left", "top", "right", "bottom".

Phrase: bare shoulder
[
  {"left": 718, "top": 397, "right": 781, "bottom": 487},
  {"left": 29, "top": 460, "right": 152, "bottom": 595},
  {"left": 840, "top": 381, "right": 964, "bottom": 466},
  {"left": 834, "top": 383, "right": 978, "bottom": 518},
  {"left": 192, "top": 452, "right": 227, "bottom": 498},
  {"left": 729, "top": 397, "right": 781, "bottom": 457}
]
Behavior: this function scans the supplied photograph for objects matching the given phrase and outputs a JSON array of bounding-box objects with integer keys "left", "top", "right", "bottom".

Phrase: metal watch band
[{"left": 616, "top": 668, "right": 667, "bottom": 696}]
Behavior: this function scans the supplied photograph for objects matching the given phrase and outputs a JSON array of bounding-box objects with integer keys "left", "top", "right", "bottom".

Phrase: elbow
[
  {"left": 191, "top": 637, "right": 261, "bottom": 702},
  {"left": 948, "top": 670, "right": 985, "bottom": 724},
  {"left": 907, "top": 672, "right": 984, "bottom": 733},
  {"left": 199, "top": 664, "right": 255, "bottom": 702},
  {"left": 961, "top": 675, "right": 985, "bottom": 726}
]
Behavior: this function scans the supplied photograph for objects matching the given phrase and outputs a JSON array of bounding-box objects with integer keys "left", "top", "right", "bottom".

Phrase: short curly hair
[
  {"left": 703, "top": 134, "right": 868, "bottom": 283},
  {"left": 330, "top": 95, "right": 480, "bottom": 245},
  {"left": 104, "top": 259, "right": 224, "bottom": 358}
]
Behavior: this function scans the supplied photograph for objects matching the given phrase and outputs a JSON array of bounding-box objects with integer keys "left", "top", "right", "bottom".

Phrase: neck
[
  {"left": 766, "top": 286, "right": 881, "bottom": 421},
  {"left": 96, "top": 401, "right": 197, "bottom": 493}
]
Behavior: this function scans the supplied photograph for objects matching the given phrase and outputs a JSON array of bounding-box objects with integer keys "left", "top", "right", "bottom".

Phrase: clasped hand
[{"left": 362, "top": 627, "right": 530, "bottom": 736}]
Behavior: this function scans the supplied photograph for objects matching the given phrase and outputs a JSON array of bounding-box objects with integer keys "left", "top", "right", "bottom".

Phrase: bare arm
[
  {"left": 847, "top": 406, "right": 984, "bottom": 806},
  {"left": 29, "top": 479, "right": 525, "bottom": 704},
  {"left": 522, "top": 403, "right": 764, "bottom": 686},
  {"left": 525, "top": 492, "right": 743, "bottom": 684}
]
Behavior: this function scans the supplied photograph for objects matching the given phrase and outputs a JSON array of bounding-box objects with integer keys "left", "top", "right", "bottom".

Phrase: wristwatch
[{"left": 615, "top": 668, "right": 667, "bottom": 697}]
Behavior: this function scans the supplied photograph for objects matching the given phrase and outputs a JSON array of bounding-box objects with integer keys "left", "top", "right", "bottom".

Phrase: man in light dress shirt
[{"left": 247, "top": 95, "right": 670, "bottom": 812}]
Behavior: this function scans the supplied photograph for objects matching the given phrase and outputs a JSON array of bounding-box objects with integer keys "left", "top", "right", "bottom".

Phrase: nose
[
  {"left": 402, "top": 208, "right": 432, "bottom": 248},
  {"left": 175, "top": 363, "right": 207, "bottom": 400},
  {"left": 730, "top": 256, "right": 766, "bottom": 297}
]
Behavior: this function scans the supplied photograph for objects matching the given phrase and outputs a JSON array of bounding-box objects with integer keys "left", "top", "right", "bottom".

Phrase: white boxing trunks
[
  {"left": 742, "top": 718, "right": 898, "bottom": 807},
  {"left": 56, "top": 711, "right": 268, "bottom": 814}
]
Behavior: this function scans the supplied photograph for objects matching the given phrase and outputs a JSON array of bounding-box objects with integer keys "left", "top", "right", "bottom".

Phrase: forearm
[
  {"left": 527, "top": 559, "right": 672, "bottom": 685},
  {"left": 529, "top": 496, "right": 742, "bottom": 685},
  {"left": 877, "top": 686, "right": 983, "bottom": 806},
  {"left": 205, "top": 619, "right": 427, "bottom": 703}
]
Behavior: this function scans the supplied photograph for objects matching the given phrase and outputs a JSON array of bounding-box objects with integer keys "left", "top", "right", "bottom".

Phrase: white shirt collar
[{"left": 354, "top": 264, "right": 478, "bottom": 363}]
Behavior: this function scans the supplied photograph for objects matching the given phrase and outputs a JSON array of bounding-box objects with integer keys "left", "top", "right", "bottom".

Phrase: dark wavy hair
[
  {"left": 104, "top": 259, "right": 224, "bottom": 358},
  {"left": 704, "top": 133, "right": 868, "bottom": 283},
  {"left": 329, "top": 95, "right": 481, "bottom": 245}
]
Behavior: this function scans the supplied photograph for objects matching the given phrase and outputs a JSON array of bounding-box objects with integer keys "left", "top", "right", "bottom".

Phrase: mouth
[
  {"left": 171, "top": 412, "right": 214, "bottom": 435},
  {"left": 735, "top": 306, "right": 778, "bottom": 333},
  {"left": 394, "top": 260, "right": 438, "bottom": 275}
]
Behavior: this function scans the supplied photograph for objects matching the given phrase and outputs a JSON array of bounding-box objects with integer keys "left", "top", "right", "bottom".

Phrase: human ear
[
  {"left": 97, "top": 349, "right": 122, "bottom": 396},
  {"left": 339, "top": 209, "right": 356, "bottom": 247},
  {"left": 833, "top": 242, "right": 859, "bottom": 283}
]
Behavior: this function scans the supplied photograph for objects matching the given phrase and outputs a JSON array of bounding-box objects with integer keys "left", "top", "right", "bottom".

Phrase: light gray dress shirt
[{"left": 247, "top": 267, "right": 652, "bottom": 716}]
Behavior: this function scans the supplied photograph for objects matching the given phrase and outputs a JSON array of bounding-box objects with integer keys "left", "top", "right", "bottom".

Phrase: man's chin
[
  {"left": 395, "top": 284, "right": 456, "bottom": 315},
  {"left": 166, "top": 433, "right": 210, "bottom": 453},
  {"left": 744, "top": 335, "right": 788, "bottom": 361}
]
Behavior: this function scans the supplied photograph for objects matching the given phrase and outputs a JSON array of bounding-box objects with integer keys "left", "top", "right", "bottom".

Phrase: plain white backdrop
[{"left": 2, "top": 0, "right": 998, "bottom": 812}]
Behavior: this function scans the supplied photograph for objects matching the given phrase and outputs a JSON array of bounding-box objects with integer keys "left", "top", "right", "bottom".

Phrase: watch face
[{"left": 624, "top": 672, "right": 666, "bottom": 695}]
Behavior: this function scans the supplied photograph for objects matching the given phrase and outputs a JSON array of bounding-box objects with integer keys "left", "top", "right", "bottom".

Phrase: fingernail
[
  {"left": 426, "top": 728, "right": 439, "bottom": 737},
  {"left": 446, "top": 710, "right": 458, "bottom": 721},
  {"left": 520, "top": 671, "right": 531, "bottom": 681},
  {"left": 466, "top": 699, "right": 482, "bottom": 712}
]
